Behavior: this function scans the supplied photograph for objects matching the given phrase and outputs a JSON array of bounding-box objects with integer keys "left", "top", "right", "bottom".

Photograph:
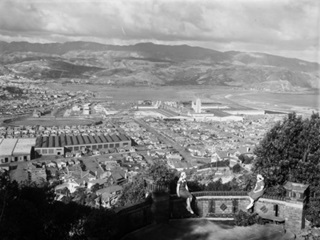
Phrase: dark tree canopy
[
  {"left": 146, "top": 160, "right": 177, "bottom": 186},
  {"left": 118, "top": 160, "right": 177, "bottom": 206},
  {"left": 117, "top": 174, "right": 146, "bottom": 207},
  {"left": 232, "top": 163, "right": 242, "bottom": 173},
  {"left": 253, "top": 112, "right": 320, "bottom": 225},
  {"left": 253, "top": 112, "right": 320, "bottom": 188},
  {"left": 0, "top": 172, "right": 116, "bottom": 240}
]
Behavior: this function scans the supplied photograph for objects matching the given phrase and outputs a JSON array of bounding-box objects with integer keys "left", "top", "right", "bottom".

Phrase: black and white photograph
[{"left": 0, "top": 0, "right": 319, "bottom": 239}]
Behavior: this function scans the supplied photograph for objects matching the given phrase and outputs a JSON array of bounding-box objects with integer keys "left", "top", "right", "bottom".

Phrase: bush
[
  {"left": 187, "top": 180, "right": 205, "bottom": 192},
  {"left": 232, "top": 163, "right": 242, "bottom": 173},
  {"left": 238, "top": 154, "right": 253, "bottom": 164},
  {"left": 234, "top": 210, "right": 263, "bottom": 226}
]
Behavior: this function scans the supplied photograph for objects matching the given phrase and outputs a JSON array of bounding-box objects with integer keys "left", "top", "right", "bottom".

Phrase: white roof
[
  {"left": 13, "top": 138, "right": 36, "bottom": 155},
  {"left": 0, "top": 139, "right": 18, "bottom": 156}
]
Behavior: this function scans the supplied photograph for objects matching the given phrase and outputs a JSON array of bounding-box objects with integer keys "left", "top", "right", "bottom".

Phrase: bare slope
[{"left": 0, "top": 41, "right": 319, "bottom": 90}]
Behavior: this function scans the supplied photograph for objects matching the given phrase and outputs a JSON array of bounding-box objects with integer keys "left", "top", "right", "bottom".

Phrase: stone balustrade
[{"left": 116, "top": 182, "right": 309, "bottom": 239}]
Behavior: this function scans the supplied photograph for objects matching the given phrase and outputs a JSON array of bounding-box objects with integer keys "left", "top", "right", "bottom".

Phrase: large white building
[
  {"left": 34, "top": 134, "right": 131, "bottom": 156},
  {"left": 0, "top": 138, "right": 36, "bottom": 164},
  {"left": 224, "top": 109, "right": 265, "bottom": 115},
  {"left": 192, "top": 98, "right": 202, "bottom": 113}
]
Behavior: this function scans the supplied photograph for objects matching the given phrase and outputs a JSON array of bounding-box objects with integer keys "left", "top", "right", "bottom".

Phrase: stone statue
[
  {"left": 247, "top": 174, "right": 265, "bottom": 210},
  {"left": 176, "top": 172, "right": 194, "bottom": 214}
]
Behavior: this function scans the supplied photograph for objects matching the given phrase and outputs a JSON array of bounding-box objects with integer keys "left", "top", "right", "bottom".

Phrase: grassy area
[{"left": 3, "top": 117, "right": 97, "bottom": 127}]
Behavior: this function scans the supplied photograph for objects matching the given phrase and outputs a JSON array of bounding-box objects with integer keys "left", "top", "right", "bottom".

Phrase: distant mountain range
[{"left": 0, "top": 41, "right": 319, "bottom": 90}]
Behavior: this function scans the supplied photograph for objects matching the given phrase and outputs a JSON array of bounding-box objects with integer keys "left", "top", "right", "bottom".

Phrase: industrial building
[
  {"left": 0, "top": 138, "right": 36, "bottom": 164},
  {"left": 34, "top": 134, "right": 131, "bottom": 156}
]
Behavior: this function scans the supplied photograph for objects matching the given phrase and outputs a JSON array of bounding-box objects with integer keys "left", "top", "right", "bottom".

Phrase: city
[
  {"left": 1, "top": 91, "right": 287, "bottom": 203},
  {"left": 0, "top": 0, "right": 319, "bottom": 240}
]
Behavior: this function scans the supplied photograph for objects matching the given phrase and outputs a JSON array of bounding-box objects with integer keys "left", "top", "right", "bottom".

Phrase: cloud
[{"left": 0, "top": 0, "right": 319, "bottom": 62}]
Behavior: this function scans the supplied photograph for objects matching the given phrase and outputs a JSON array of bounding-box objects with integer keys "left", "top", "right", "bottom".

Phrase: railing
[
  {"left": 261, "top": 194, "right": 286, "bottom": 201},
  {"left": 117, "top": 190, "right": 298, "bottom": 239},
  {"left": 114, "top": 200, "right": 153, "bottom": 239},
  {"left": 192, "top": 191, "right": 248, "bottom": 197}
]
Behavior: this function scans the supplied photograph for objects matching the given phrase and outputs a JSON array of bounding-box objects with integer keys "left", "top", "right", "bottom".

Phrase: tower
[{"left": 195, "top": 98, "right": 201, "bottom": 113}]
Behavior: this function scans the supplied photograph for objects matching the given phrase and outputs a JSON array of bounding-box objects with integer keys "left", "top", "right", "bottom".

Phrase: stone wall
[
  {"left": 195, "top": 196, "right": 249, "bottom": 218},
  {"left": 170, "top": 192, "right": 250, "bottom": 218},
  {"left": 118, "top": 191, "right": 307, "bottom": 238},
  {"left": 255, "top": 197, "right": 305, "bottom": 231},
  {"left": 116, "top": 201, "right": 153, "bottom": 239},
  {"left": 172, "top": 191, "right": 306, "bottom": 235}
]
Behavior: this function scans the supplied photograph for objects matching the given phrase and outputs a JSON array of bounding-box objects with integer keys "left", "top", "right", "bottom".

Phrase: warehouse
[
  {"left": 0, "top": 138, "right": 36, "bottom": 164},
  {"left": 34, "top": 134, "right": 131, "bottom": 156}
]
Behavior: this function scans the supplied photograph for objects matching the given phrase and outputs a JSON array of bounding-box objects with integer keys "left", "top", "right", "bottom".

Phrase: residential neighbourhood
[
  {"left": 0, "top": 88, "right": 287, "bottom": 209},
  {"left": 0, "top": 74, "right": 290, "bottom": 209}
]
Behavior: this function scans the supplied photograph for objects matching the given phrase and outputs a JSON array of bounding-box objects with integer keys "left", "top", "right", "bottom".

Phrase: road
[{"left": 134, "top": 118, "right": 193, "bottom": 163}]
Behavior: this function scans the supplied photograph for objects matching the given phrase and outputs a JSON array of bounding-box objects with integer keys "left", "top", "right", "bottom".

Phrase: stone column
[
  {"left": 151, "top": 192, "right": 170, "bottom": 224},
  {"left": 282, "top": 181, "right": 309, "bottom": 232}
]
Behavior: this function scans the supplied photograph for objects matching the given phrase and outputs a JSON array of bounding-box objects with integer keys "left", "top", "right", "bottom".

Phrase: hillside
[{"left": 0, "top": 41, "right": 319, "bottom": 90}]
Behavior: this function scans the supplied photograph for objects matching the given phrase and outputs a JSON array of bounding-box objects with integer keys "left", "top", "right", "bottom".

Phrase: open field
[
  {"left": 2, "top": 117, "right": 97, "bottom": 127},
  {"left": 225, "top": 91, "right": 320, "bottom": 115}
]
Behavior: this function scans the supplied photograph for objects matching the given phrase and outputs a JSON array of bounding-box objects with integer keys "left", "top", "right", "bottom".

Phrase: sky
[{"left": 0, "top": 0, "right": 319, "bottom": 63}]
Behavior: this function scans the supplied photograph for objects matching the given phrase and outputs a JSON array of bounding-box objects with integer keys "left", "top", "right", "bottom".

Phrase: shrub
[
  {"left": 234, "top": 210, "right": 263, "bottom": 226},
  {"left": 232, "top": 163, "right": 242, "bottom": 173}
]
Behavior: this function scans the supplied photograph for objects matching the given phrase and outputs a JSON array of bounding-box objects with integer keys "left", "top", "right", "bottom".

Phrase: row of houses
[{"left": 0, "top": 123, "right": 116, "bottom": 138}]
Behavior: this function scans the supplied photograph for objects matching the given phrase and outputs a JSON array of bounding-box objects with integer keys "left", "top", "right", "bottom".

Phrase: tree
[
  {"left": 253, "top": 112, "right": 320, "bottom": 225},
  {"left": 234, "top": 210, "right": 263, "bottom": 226},
  {"left": 118, "top": 160, "right": 177, "bottom": 206},
  {"left": 145, "top": 160, "right": 177, "bottom": 194},
  {"left": 238, "top": 154, "right": 253, "bottom": 164},
  {"left": 146, "top": 160, "right": 177, "bottom": 186},
  {"left": 117, "top": 174, "right": 146, "bottom": 207},
  {"left": 205, "top": 178, "right": 232, "bottom": 191},
  {"left": 232, "top": 163, "right": 242, "bottom": 173},
  {"left": 253, "top": 112, "right": 320, "bottom": 187},
  {"left": 187, "top": 181, "right": 205, "bottom": 192},
  {"left": 0, "top": 171, "right": 111, "bottom": 240}
]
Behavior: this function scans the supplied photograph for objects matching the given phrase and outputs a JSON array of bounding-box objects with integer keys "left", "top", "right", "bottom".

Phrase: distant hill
[{"left": 0, "top": 41, "right": 319, "bottom": 90}]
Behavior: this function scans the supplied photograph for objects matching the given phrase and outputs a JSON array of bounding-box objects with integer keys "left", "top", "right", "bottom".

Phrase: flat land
[
  {"left": 2, "top": 117, "right": 97, "bottom": 127},
  {"left": 225, "top": 91, "right": 320, "bottom": 114},
  {"left": 44, "top": 83, "right": 319, "bottom": 114}
]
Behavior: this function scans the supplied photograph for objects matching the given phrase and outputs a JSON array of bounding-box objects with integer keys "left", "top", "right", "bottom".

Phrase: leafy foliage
[
  {"left": 238, "top": 154, "right": 253, "bottom": 164},
  {"left": 186, "top": 180, "right": 205, "bottom": 192},
  {"left": 232, "top": 163, "right": 242, "bottom": 173},
  {"left": 253, "top": 112, "right": 320, "bottom": 224},
  {"left": 253, "top": 112, "right": 320, "bottom": 186},
  {"left": 117, "top": 161, "right": 177, "bottom": 206},
  {"left": 187, "top": 178, "right": 241, "bottom": 192},
  {"left": 305, "top": 198, "right": 320, "bottom": 227},
  {"left": 146, "top": 160, "right": 177, "bottom": 186},
  {"left": 117, "top": 174, "right": 146, "bottom": 207},
  {"left": 234, "top": 210, "right": 263, "bottom": 226},
  {"left": 0, "top": 172, "right": 116, "bottom": 240}
]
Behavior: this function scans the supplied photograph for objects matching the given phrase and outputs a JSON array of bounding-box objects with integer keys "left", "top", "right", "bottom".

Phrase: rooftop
[
  {"left": 0, "top": 138, "right": 18, "bottom": 156},
  {"left": 35, "top": 134, "right": 131, "bottom": 148},
  {"left": 284, "top": 181, "right": 309, "bottom": 192},
  {"left": 13, "top": 138, "right": 36, "bottom": 155}
]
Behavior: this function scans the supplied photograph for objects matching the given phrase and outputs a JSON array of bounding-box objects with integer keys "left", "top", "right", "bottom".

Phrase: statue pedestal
[{"left": 151, "top": 192, "right": 170, "bottom": 224}]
